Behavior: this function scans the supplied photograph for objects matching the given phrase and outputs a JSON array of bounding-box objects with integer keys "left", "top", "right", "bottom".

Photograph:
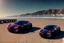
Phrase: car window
[
  {"left": 44, "top": 25, "right": 56, "bottom": 30},
  {"left": 14, "top": 21, "right": 28, "bottom": 25}
]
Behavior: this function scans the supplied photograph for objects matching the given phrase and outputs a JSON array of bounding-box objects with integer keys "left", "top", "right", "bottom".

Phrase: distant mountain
[{"left": 19, "top": 9, "right": 64, "bottom": 17}]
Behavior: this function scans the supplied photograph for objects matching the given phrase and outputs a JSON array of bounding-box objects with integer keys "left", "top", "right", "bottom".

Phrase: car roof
[
  {"left": 44, "top": 24, "right": 57, "bottom": 30},
  {"left": 46, "top": 24, "right": 57, "bottom": 26},
  {"left": 14, "top": 20, "right": 28, "bottom": 25}
]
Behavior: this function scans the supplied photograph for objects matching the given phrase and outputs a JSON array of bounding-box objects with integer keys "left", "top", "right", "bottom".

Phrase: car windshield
[
  {"left": 14, "top": 20, "right": 28, "bottom": 25},
  {"left": 44, "top": 25, "right": 56, "bottom": 30}
]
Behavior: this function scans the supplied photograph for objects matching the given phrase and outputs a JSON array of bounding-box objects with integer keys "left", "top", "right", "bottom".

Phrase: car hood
[
  {"left": 40, "top": 29, "right": 51, "bottom": 34},
  {"left": 10, "top": 24, "right": 20, "bottom": 28}
]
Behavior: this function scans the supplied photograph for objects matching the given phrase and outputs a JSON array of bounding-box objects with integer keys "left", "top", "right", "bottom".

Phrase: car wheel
[
  {"left": 28, "top": 24, "right": 32, "bottom": 29},
  {"left": 58, "top": 28, "right": 60, "bottom": 33},
  {"left": 30, "top": 24, "right": 32, "bottom": 28}
]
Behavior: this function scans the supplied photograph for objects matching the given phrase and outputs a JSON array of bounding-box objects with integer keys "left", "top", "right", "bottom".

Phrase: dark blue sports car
[
  {"left": 39, "top": 24, "right": 60, "bottom": 38},
  {"left": 7, "top": 20, "right": 32, "bottom": 33}
]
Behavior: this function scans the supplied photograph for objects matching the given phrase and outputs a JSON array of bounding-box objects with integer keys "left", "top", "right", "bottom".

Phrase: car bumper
[{"left": 39, "top": 32, "right": 52, "bottom": 38}]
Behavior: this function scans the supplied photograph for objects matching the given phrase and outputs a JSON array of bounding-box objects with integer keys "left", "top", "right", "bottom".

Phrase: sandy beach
[{"left": 0, "top": 18, "right": 64, "bottom": 43}]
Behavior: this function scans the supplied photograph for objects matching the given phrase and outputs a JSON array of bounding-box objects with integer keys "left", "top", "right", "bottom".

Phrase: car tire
[
  {"left": 57, "top": 27, "right": 60, "bottom": 33},
  {"left": 58, "top": 28, "right": 60, "bottom": 33},
  {"left": 30, "top": 24, "right": 32, "bottom": 28}
]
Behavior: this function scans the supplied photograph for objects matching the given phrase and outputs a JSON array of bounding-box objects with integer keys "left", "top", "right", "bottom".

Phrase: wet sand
[{"left": 0, "top": 18, "right": 64, "bottom": 43}]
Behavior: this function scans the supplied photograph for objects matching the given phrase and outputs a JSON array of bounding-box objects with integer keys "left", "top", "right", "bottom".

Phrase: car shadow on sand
[
  {"left": 55, "top": 31, "right": 64, "bottom": 39},
  {"left": 12, "top": 27, "right": 40, "bottom": 34},
  {"left": 41, "top": 31, "right": 64, "bottom": 39}
]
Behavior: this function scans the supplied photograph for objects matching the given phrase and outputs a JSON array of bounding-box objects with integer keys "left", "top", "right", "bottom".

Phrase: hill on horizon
[{"left": 13, "top": 9, "right": 64, "bottom": 17}]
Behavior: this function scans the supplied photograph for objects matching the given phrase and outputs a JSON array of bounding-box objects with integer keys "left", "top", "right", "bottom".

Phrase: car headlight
[
  {"left": 47, "top": 33, "right": 51, "bottom": 34},
  {"left": 47, "top": 33, "right": 51, "bottom": 37}
]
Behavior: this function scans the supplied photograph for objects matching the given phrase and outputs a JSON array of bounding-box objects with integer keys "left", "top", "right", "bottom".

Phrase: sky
[{"left": 0, "top": 0, "right": 64, "bottom": 18}]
